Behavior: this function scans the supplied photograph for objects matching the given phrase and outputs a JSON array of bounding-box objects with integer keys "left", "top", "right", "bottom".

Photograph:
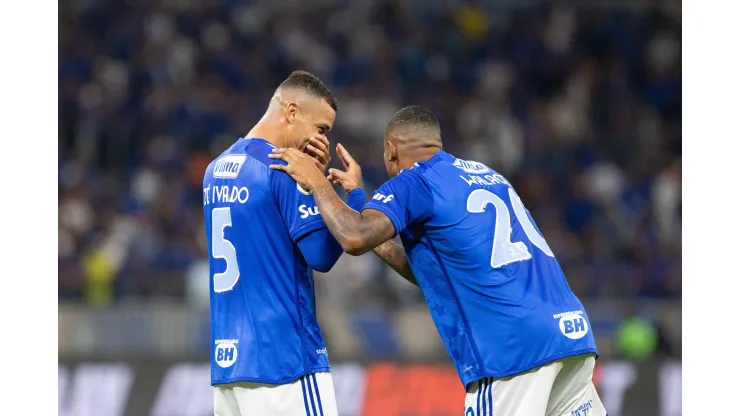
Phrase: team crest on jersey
[
  {"left": 453, "top": 158, "right": 491, "bottom": 174},
  {"left": 213, "top": 154, "right": 247, "bottom": 179}
]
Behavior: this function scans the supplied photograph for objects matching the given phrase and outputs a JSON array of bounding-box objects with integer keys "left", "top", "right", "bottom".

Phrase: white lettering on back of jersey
[
  {"left": 205, "top": 186, "right": 249, "bottom": 205},
  {"left": 202, "top": 186, "right": 210, "bottom": 205},
  {"left": 213, "top": 154, "right": 247, "bottom": 179},
  {"left": 459, "top": 174, "right": 511, "bottom": 187},
  {"left": 299, "top": 204, "right": 320, "bottom": 218},
  {"left": 214, "top": 186, "right": 227, "bottom": 203}
]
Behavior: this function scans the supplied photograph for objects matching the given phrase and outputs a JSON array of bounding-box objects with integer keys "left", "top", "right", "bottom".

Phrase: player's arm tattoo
[
  {"left": 372, "top": 240, "right": 418, "bottom": 287},
  {"left": 311, "top": 182, "right": 396, "bottom": 256}
]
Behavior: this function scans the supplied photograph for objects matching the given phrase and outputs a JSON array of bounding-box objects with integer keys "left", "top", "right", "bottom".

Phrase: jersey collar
[{"left": 426, "top": 149, "right": 454, "bottom": 165}]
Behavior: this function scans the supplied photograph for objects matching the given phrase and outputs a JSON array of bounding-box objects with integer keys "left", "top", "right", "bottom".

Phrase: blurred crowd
[{"left": 58, "top": 0, "right": 682, "bottom": 309}]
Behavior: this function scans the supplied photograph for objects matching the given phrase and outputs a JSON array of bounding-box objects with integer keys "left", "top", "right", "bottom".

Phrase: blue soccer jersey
[
  {"left": 202, "top": 138, "right": 331, "bottom": 385},
  {"left": 363, "top": 150, "right": 598, "bottom": 388}
]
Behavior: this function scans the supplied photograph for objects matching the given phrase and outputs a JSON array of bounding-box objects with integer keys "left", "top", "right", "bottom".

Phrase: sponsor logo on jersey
[
  {"left": 453, "top": 158, "right": 491, "bottom": 174},
  {"left": 554, "top": 310, "right": 589, "bottom": 340},
  {"left": 214, "top": 339, "right": 238, "bottom": 368},
  {"left": 213, "top": 154, "right": 247, "bottom": 179},
  {"left": 316, "top": 348, "right": 328, "bottom": 355},
  {"left": 372, "top": 193, "right": 394, "bottom": 203},
  {"left": 299, "top": 204, "right": 320, "bottom": 218},
  {"left": 571, "top": 399, "right": 593, "bottom": 416}
]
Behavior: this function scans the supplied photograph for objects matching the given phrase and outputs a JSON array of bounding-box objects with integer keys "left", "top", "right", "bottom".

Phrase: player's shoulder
[
  {"left": 378, "top": 163, "right": 434, "bottom": 202},
  {"left": 241, "top": 139, "right": 298, "bottom": 193},
  {"left": 383, "top": 151, "right": 454, "bottom": 192},
  {"left": 206, "top": 140, "right": 244, "bottom": 177},
  {"left": 429, "top": 151, "right": 507, "bottom": 179},
  {"left": 398, "top": 150, "right": 450, "bottom": 179},
  {"left": 414, "top": 150, "right": 459, "bottom": 172},
  {"left": 208, "top": 137, "right": 281, "bottom": 168},
  {"left": 206, "top": 138, "right": 280, "bottom": 183},
  {"left": 405, "top": 150, "right": 460, "bottom": 183},
  {"left": 388, "top": 165, "right": 426, "bottom": 188},
  {"left": 240, "top": 138, "right": 283, "bottom": 168},
  {"left": 238, "top": 139, "right": 306, "bottom": 195}
]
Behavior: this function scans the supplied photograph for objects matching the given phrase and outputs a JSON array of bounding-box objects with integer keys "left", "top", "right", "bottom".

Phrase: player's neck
[
  {"left": 245, "top": 120, "right": 286, "bottom": 148},
  {"left": 400, "top": 147, "right": 442, "bottom": 170}
]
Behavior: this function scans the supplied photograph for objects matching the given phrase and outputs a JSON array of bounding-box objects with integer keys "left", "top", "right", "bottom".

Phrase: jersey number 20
[
  {"left": 467, "top": 188, "right": 554, "bottom": 268},
  {"left": 210, "top": 207, "right": 240, "bottom": 292}
]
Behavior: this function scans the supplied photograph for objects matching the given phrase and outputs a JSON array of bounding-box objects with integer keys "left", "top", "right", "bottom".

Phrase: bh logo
[
  {"left": 215, "top": 342, "right": 238, "bottom": 368},
  {"left": 465, "top": 408, "right": 475, "bottom": 416},
  {"left": 559, "top": 314, "right": 589, "bottom": 340}
]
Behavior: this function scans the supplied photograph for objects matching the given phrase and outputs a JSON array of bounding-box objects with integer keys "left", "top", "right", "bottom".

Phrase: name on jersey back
[
  {"left": 453, "top": 158, "right": 512, "bottom": 188},
  {"left": 203, "top": 185, "right": 250, "bottom": 206},
  {"left": 204, "top": 154, "right": 251, "bottom": 206}
]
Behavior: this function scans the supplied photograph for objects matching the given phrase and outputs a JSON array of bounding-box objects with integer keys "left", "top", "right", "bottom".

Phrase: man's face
[{"left": 284, "top": 98, "right": 336, "bottom": 150}]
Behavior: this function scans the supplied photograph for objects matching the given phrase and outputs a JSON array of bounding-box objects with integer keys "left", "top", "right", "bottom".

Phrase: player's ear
[
  {"left": 285, "top": 102, "right": 299, "bottom": 124},
  {"left": 387, "top": 141, "right": 399, "bottom": 162}
]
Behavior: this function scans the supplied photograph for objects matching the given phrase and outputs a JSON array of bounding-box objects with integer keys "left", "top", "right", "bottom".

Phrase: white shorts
[
  {"left": 465, "top": 354, "right": 607, "bottom": 416},
  {"left": 214, "top": 372, "right": 337, "bottom": 416}
]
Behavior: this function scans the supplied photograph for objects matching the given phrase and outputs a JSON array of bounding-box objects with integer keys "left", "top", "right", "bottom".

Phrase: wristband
[{"left": 347, "top": 188, "right": 366, "bottom": 211}]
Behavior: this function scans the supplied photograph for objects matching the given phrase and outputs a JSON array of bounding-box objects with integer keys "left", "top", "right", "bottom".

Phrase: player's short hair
[
  {"left": 278, "top": 70, "right": 338, "bottom": 112},
  {"left": 386, "top": 105, "right": 441, "bottom": 136}
]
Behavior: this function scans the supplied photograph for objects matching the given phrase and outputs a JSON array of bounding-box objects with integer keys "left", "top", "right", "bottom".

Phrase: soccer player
[
  {"left": 202, "top": 70, "right": 365, "bottom": 416},
  {"left": 269, "top": 106, "right": 607, "bottom": 416}
]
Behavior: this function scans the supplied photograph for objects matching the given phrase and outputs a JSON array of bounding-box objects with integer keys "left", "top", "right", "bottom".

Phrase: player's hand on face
[
  {"left": 327, "top": 143, "right": 365, "bottom": 192},
  {"left": 269, "top": 147, "right": 328, "bottom": 191},
  {"left": 303, "top": 135, "right": 331, "bottom": 173}
]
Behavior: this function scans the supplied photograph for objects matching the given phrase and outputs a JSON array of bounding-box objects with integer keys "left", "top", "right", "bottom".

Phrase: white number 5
[
  {"left": 211, "top": 207, "right": 240, "bottom": 292},
  {"left": 467, "top": 188, "right": 554, "bottom": 269}
]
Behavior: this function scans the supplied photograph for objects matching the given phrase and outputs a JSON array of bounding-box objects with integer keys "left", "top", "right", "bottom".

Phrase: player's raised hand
[
  {"left": 327, "top": 143, "right": 364, "bottom": 192},
  {"left": 269, "top": 147, "right": 328, "bottom": 192},
  {"left": 304, "top": 135, "right": 331, "bottom": 173}
]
